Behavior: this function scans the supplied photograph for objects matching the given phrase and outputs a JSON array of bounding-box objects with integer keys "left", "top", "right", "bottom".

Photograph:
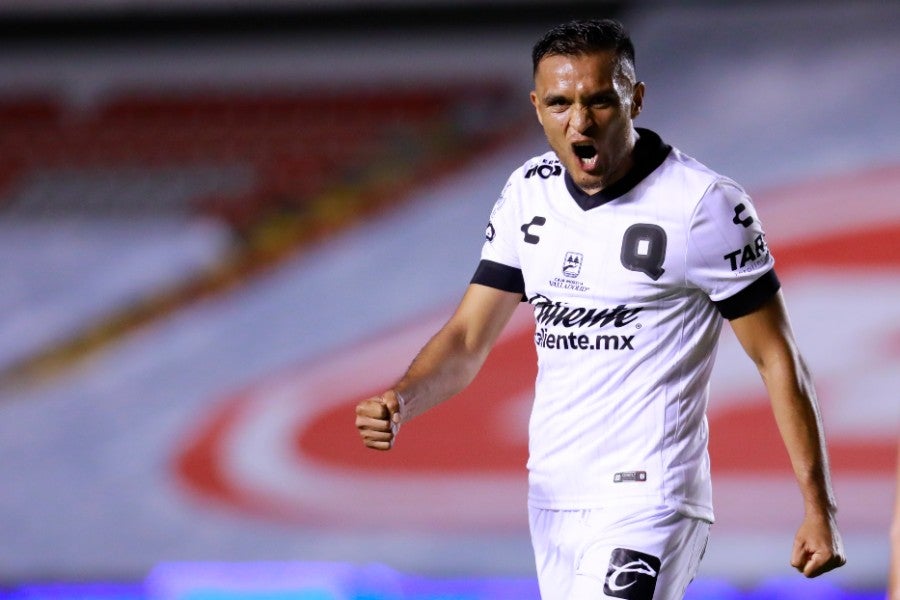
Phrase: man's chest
[{"left": 513, "top": 200, "right": 689, "bottom": 306}]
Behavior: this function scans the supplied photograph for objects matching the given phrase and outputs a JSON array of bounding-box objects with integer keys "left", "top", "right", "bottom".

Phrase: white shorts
[{"left": 528, "top": 505, "right": 710, "bottom": 600}]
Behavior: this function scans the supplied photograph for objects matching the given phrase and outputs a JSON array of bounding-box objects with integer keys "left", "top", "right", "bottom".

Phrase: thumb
[
  {"left": 379, "top": 390, "right": 404, "bottom": 432},
  {"left": 803, "top": 558, "right": 818, "bottom": 577},
  {"left": 379, "top": 390, "right": 400, "bottom": 415}
]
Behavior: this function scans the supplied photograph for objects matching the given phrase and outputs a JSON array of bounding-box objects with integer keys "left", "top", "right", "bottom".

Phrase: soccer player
[{"left": 355, "top": 18, "right": 845, "bottom": 599}]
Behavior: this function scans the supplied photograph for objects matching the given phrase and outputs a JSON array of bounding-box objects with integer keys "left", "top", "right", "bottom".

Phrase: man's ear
[
  {"left": 530, "top": 91, "right": 544, "bottom": 126},
  {"left": 631, "top": 82, "right": 645, "bottom": 119}
]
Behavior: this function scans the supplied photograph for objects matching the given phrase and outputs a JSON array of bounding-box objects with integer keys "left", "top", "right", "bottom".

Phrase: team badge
[{"left": 562, "top": 252, "right": 583, "bottom": 278}]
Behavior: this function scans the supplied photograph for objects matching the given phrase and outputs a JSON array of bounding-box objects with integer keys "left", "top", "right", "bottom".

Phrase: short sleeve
[
  {"left": 686, "top": 180, "right": 778, "bottom": 316},
  {"left": 479, "top": 175, "right": 521, "bottom": 270},
  {"left": 470, "top": 174, "right": 526, "bottom": 295}
]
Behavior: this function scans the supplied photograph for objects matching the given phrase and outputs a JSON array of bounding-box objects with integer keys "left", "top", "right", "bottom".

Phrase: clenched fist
[
  {"left": 355, "top": 390, "right": 402, "bottom": 450},
  {"left": 790, "top": 511, "right": 846, "bottom": 578}
]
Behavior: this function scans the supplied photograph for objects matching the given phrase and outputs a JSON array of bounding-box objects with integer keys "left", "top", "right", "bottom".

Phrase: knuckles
[
  {"left": 355, "top": 399, "right": 387, "bottom": 418},
  {"left": 355, "top": 398, "right": 394, "bottom": 450}
]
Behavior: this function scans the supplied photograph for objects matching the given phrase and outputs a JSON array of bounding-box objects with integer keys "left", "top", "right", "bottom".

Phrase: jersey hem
[
  {"left": 715, "top": 268, "right": 781, "bottom": 319},
  {"left": 470, "top": 259, "right": 526, "bottom": 296}
]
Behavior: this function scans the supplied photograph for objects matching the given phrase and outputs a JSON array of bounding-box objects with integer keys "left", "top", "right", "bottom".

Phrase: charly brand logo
[
  {"left": 524, "top": 159, "right": 562, "bottom": 180},
  {"left": 562, "top": 252, "right": 583, "bottom": 278},
  {"left": 723, "top": 232, "right": 769, "bottom": 271},
  {"left": 520, "top": 216, "right": 546, "bottom": 244},
  {"left": 485, "top": 222, "right": 495, "bottom": 241},
  {"left": 732, "top": 202, "right": 754, "bottom": 228},
  {"left": 604, "top": 548, "right": 661, "bottom": 600}
]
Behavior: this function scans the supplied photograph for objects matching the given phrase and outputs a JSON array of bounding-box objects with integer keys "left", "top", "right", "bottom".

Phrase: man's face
[{"left": 530, "top": 50, "right": 644, "bottom": 195}]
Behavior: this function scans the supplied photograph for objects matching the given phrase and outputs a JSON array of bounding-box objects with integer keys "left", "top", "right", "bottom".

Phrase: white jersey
[{"left": 472, "top": 129, "right": 778, "bottom": 521}]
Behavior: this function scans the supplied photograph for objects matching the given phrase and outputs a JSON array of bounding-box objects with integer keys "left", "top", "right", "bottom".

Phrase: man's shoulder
[
  {"left": 663, "top": 146, "right": 723, "bottom": 181},
  {"left": 514, "top": 151, "right": 564, "bottom": 182},
  {"left": 495, "top": 151, "right": 565, "bottom": 207},
  {"left": 658, "top": 146, "right": 745, "bottom": 198}
]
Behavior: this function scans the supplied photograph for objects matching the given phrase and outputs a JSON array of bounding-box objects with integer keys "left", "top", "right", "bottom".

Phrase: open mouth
[
  {"left": 573, "top": 144, "right": 597, "bottom": 160},
  {"left": 572, "top": 143, "right": 599, "bottom": 170}
]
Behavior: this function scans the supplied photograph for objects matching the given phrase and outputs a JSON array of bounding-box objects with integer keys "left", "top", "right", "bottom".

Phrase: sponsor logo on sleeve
[
  {"left": 723, "top": 232, "right": 769, "bottom": 272},
  {"left": 732, "top": 202, "right": 755, "bottom": 228}
]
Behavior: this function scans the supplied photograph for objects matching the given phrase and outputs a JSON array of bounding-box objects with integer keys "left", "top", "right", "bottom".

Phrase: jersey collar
[{"left": 564, "top": 127, "right": 672, "bottom": 211}]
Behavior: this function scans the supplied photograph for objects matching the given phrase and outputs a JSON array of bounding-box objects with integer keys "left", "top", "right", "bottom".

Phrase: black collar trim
[{"left": 564, "top": 128, "right": 672, "bottom": 211}]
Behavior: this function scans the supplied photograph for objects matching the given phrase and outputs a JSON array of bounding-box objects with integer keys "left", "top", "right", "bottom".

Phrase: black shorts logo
[{"left": 604, "top": 547, "right": 661, "bottom": 599}]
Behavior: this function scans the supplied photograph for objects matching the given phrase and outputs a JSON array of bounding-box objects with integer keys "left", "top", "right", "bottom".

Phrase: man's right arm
[{"left": 355, "top": 283, "right": 522, "bottom": 451}]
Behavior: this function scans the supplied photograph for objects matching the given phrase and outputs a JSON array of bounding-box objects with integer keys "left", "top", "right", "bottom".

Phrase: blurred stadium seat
[
  {"left": 0, "top": 83, "right": 526, "bottom": 383},
  {"left": 0, "top": 85, "right": 522, "bottom": 228}
]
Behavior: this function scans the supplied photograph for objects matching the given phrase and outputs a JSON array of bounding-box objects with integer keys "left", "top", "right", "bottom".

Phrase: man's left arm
[{"left": 729, "top": 290, "right": 846, "bottom": 577}]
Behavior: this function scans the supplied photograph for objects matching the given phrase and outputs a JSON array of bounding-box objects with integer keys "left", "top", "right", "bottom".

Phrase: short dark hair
[{"left": 532, "top": 18, "right": 636, "bottom": 77}]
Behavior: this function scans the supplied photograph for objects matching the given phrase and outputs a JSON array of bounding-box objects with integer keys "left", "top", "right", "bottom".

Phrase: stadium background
[{"left": 0, "top": 0, "right": 897, "bottom": 598}]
